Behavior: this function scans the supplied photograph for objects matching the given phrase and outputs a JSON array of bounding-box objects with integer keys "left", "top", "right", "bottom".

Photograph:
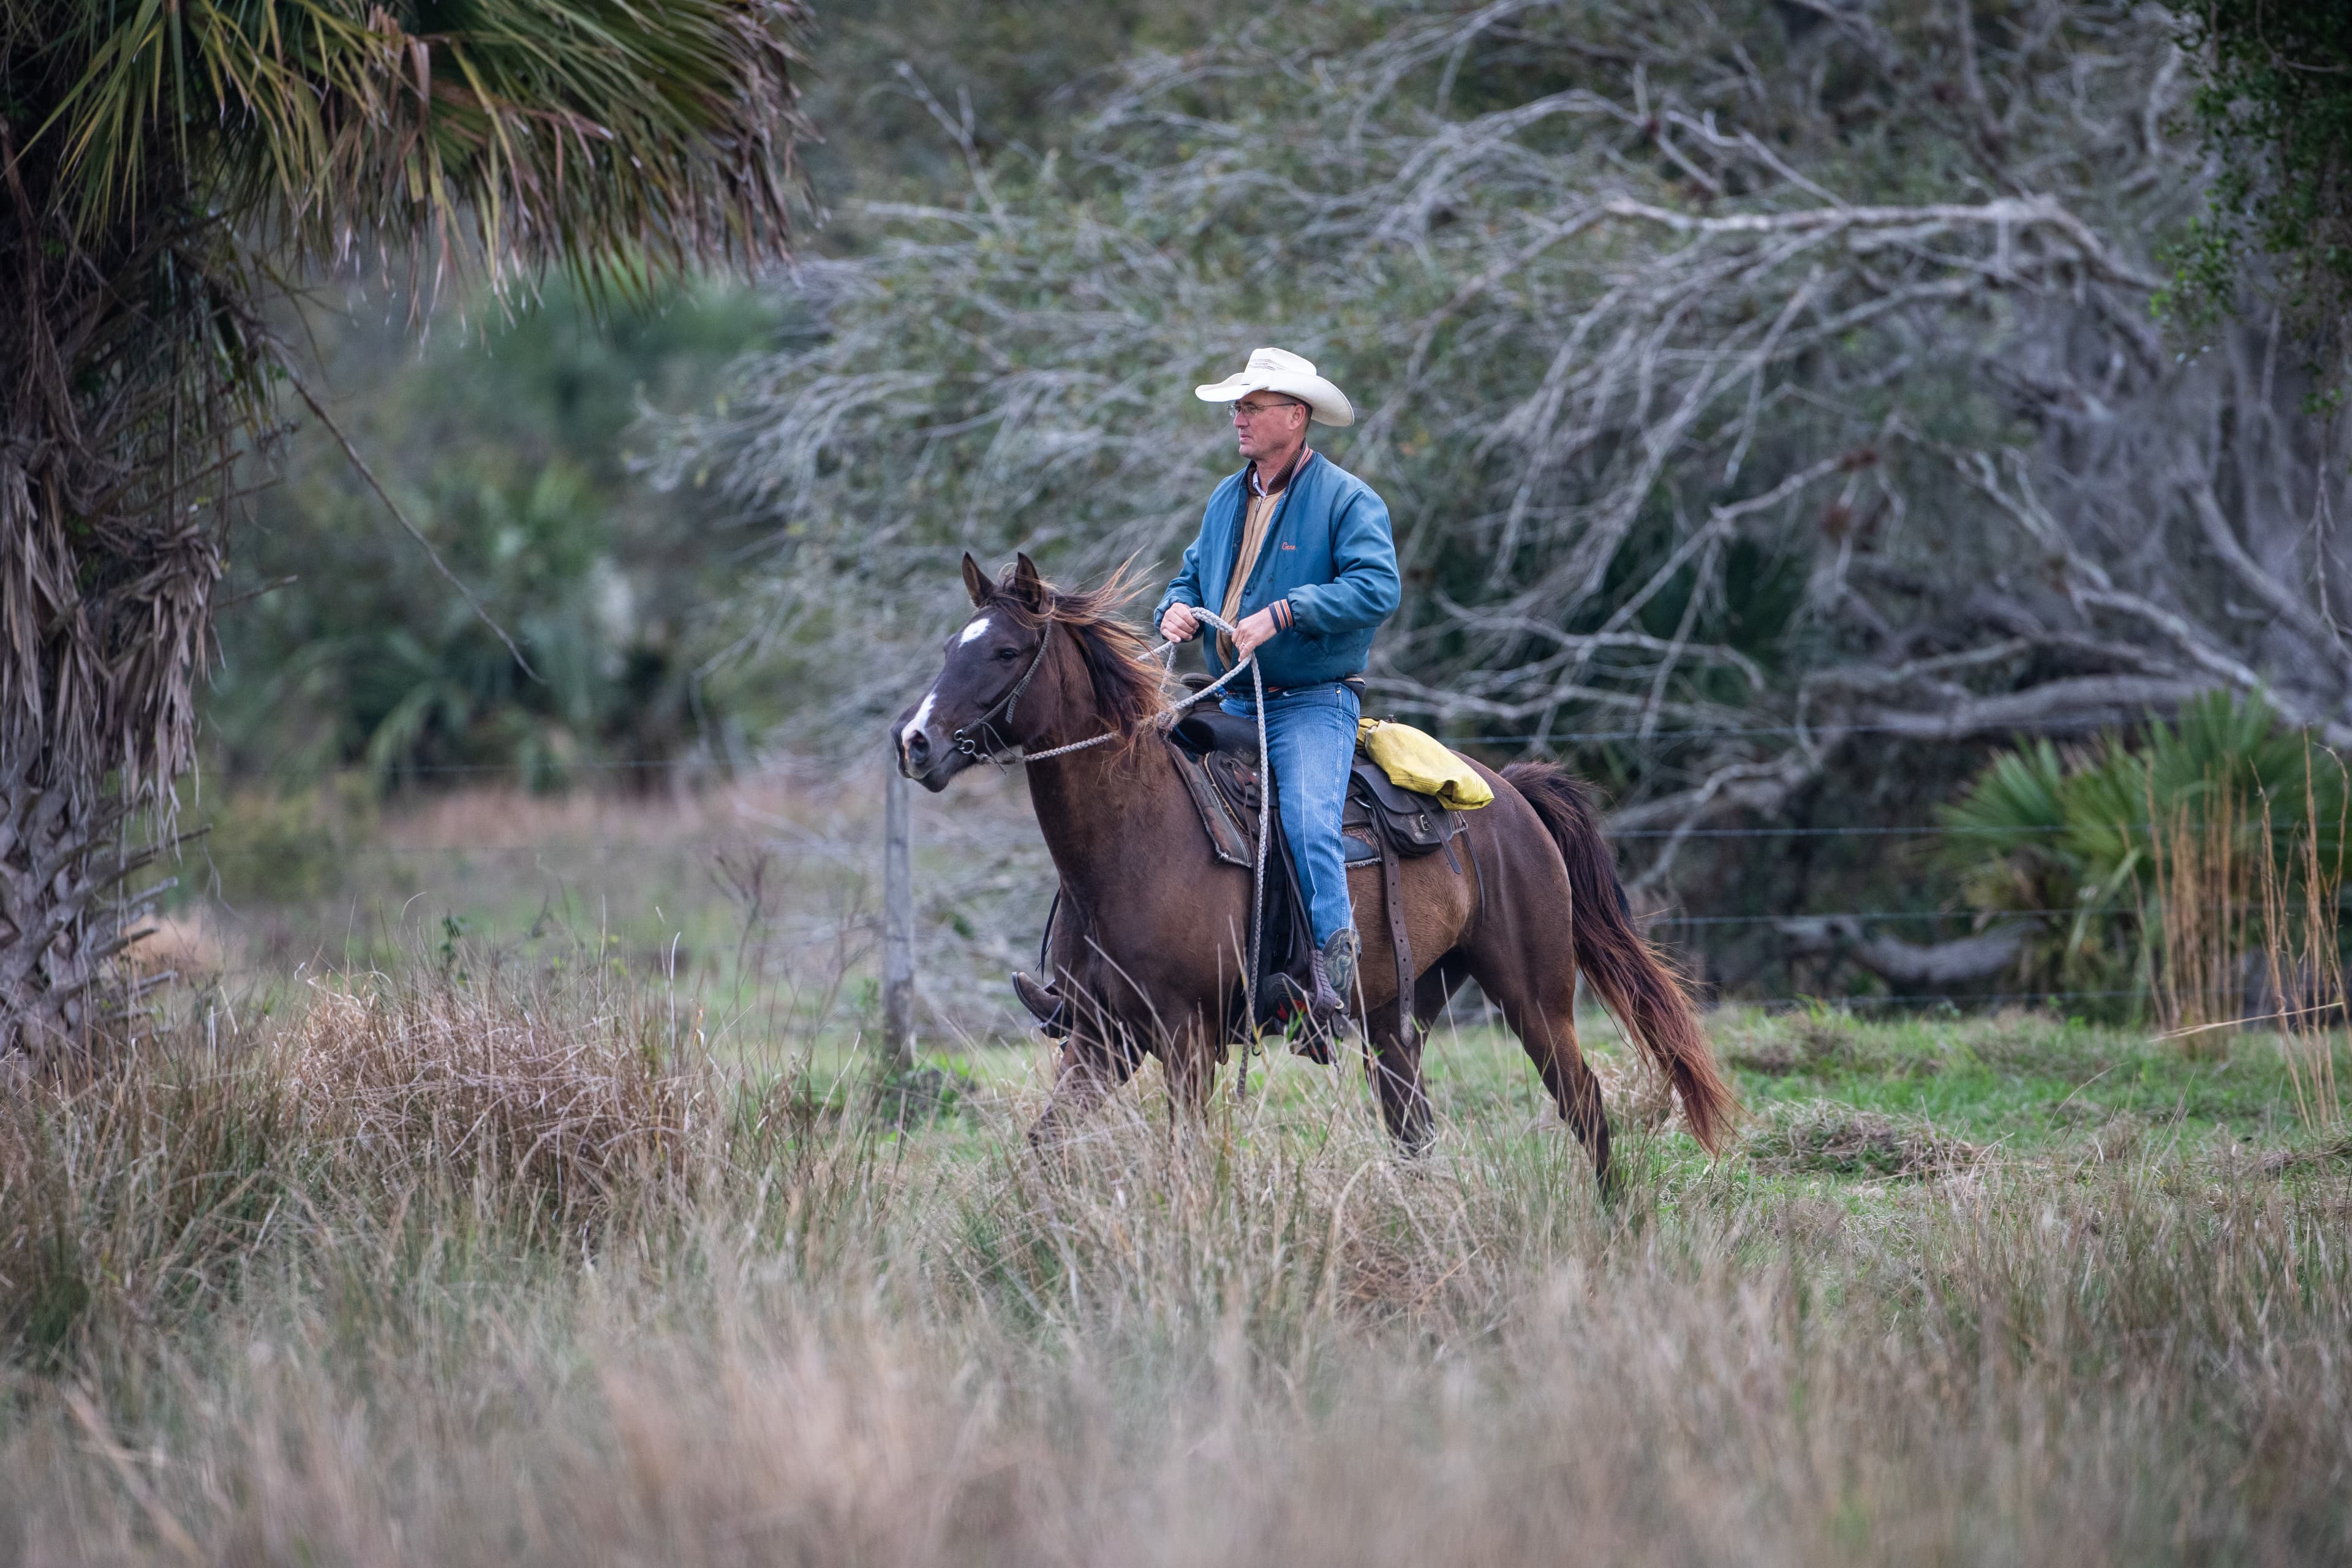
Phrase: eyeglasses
[{"left": 1231, "top": 398, "right": 1303, "bottom": 421}]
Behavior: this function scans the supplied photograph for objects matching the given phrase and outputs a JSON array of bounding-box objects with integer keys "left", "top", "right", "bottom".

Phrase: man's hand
[
  {"left": 1232, "top": 606, "right": 1281, "bottom": 660},
  {"left": 1159, "top": 603, "right": 1201, "bottom": 643}
]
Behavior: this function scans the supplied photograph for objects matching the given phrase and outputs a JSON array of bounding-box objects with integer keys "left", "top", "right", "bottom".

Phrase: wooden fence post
[{"left": 883, "top": 758, "right": 916, "bottom": 1072}]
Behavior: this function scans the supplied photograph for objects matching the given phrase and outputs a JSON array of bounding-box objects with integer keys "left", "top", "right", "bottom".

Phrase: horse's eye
[{"left": 995, "top": 647, "right": 1020, "bottom": 661}]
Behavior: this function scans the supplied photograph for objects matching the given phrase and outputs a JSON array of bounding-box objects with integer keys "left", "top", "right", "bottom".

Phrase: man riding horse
[
  {"left": 1017, "top": 346, "right": 1399, "bottom": 1038},
  {"left": 899, "top": 356, "right": 1735, "bottom": 1181}
]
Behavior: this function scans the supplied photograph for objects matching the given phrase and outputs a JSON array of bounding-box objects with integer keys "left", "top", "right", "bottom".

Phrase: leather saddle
[{"left": 1166, "top": 709, "right": 1471, "bottom": 1050}]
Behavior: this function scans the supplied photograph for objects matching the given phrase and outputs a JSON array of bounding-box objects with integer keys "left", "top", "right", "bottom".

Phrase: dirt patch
[
  {"left": 2256, "top": 1136, "right": 2352, "bottom": 1177},
  {"left": 1721, "top": 1016, "right": 1939, "bottom": 1079},
  {"left": 1742, "top": 1102, "right": 1983, "bottom": 1179}
]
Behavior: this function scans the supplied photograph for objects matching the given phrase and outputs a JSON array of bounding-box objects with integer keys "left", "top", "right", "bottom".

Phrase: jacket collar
[{"left": 1245, "top": 445, "right": 1315, "bottom": 499}]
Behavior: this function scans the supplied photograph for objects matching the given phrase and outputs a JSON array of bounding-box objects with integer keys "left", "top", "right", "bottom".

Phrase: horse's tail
[{"left": 1501, "top": 761, "right": 1737, "bottom": 1155}]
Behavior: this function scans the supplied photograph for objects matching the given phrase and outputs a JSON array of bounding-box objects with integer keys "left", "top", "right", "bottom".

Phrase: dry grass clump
[
  {"left": 1721, "top": 1030, "right": 1807, "bottom": 1075},
  {"left": 1585, "top": 1042, "right": 1679, "bottom": 1129},
  {"left": 0, "top": 972, "right": 731, "bottom": 1358},
  {"left": 10, "top": 981, "right": 2352, "bottom": 1562},
  {"left": 2071, "top": 1111, "right": 2149, "bottom": 1166},
  {"left": 1958, "top": 1009, "right": 2112, "bottom": 1073},
  {"left": 1743, "top": 1101, "right": 1983, "bottom": 1178},
  {"left": 1719, "top": 1012, "right": 1856, "bottom": 1076},
  {"left": 2256, "top": 1134, "right": 2352, "bottom": 1177},
  {"left": 280, "top": 976, "right": 718, "bottom": 1211},
  {"left": 7, "top": 1119, "right": 2352, "bottom": 1564},
  {"left": 0, "top": 1049, "right": 298, "bottom": 1352}
]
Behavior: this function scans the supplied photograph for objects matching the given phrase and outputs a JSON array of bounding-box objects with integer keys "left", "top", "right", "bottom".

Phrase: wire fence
[
  {"left": 164, "top": 717, "right": 2347, "bottom": 1022},
  {"left": 173, "top": 816, "right": 2302, "bottom": 856},
  {"left": 195, "top": 699, "right": 2266, "bottom": 785},
  {"left": 155, "top": 959, "right": 2160, "bottom": 1020},
  {"left": 154, "top": 830, "right": 2227, "bottom": 1017}
]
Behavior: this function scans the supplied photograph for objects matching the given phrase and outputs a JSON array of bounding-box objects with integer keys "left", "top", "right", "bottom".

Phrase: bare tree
[{"left": 669, "top": 0, "right": 2348, "bottom": 908}]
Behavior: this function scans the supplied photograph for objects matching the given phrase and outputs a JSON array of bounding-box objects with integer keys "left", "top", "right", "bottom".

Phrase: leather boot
[
  {"left": 1326, "top": 926, "right": 1364, "bottom": 1011},
  {"left": 1011, "top": 971, "right": 1070, "bottom": 1038}
]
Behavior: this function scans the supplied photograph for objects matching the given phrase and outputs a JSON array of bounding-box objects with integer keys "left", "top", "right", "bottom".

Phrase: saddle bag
[
  {"left": 1345, "top": 762, "right": 1467, "bottom": 862},
  {"left": 1341, "top": 750, "right": 1472, "bottom": 1050}
]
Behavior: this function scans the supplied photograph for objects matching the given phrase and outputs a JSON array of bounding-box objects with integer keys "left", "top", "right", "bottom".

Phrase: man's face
[{"left": 1232, "top": 394, "right": 1307, "bottom": 462}]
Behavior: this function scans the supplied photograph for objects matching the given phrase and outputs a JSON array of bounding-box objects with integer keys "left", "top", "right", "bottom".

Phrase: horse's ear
[
  {"left": 961, "top": 552, "right": 993, "bottom": 608},
  {"left": 1011, "top": 551, "right": 1048, "bottom": 611}
]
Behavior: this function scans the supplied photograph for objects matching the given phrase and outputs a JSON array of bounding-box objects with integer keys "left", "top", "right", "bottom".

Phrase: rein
[
  {"left": 967, "top": 606, "right": 1275, "bottom": 1084},
  {"left": 956, "top": 613, "right": 1260, "bottom": 766}
]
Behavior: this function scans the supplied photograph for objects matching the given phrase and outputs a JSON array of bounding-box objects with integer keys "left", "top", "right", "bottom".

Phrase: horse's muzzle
[
  {"left": 900, "top": 727, "right": 934, "bottom": 777},
  {"left": 896, "top": 727, "right": 962, "bottom": 791}
]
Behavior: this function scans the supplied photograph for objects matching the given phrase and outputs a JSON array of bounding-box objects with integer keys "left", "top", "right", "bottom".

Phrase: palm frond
[
  {"left": 1936, "top": 739, "right": 2068, "bottom": 864},
  {"left": 32, "top": 0, "right": 809, "bottom": 302}
]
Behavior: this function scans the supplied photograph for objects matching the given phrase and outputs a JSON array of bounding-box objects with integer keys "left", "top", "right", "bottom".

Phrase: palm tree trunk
[
  {"left": 2, "top": 124, "right": 221, "bottom": 1072},
  {"left": 0, "top": 742, "right": 154, "bottom": 1068}
]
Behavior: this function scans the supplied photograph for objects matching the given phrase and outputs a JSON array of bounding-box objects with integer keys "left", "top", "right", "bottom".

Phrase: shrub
[{"left": 1940, "top": 691, "right": 2350, "bottom": 1019}]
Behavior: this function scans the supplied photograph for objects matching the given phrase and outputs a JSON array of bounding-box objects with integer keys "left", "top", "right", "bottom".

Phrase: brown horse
[{"left": 894, "top": 554, "right": 1735, "bottom": 1186}]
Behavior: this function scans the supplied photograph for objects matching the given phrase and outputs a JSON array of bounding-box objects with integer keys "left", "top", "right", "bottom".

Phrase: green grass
[
  {"left": 850, "top": 1000, "right": 2346, "bottom": 1166},
  {"left": 1709, "top": 1005, "right": 2341, "bottom": 1156}
]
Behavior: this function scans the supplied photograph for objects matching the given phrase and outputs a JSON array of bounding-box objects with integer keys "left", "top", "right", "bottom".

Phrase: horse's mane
[{"left": 981, "top": 559, "right": 1169, "bottom": 744}]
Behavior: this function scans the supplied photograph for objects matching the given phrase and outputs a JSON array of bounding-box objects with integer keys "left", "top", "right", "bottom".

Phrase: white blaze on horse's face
[
  {"left": 900, "top": 693, "right": 935, "bottom": 753},
  {"left": 897, "top": 608, "right": 1024, "bottom": 787}
]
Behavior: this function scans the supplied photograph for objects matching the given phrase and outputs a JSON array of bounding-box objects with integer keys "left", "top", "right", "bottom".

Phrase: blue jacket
[{"left": 1152, "top": 451, "right": 1401, "bottom": 690}]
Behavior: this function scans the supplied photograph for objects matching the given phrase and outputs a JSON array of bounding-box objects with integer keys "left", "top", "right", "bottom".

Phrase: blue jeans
[{"left": 1223, "top": 682, "right": 1360, "bottom": 949}]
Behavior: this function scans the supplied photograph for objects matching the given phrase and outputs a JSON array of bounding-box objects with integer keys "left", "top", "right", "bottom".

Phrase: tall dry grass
[
  {"left": 2, "top": 975, "right": 2350, "bottom": 1564},
  {"left": 2257, "top": 771, "right": 2349, "bottom": 1131},
  {"left": 2147, "top": 780, "right": 2255, "bottom": 1042},
  {"left": 0, "top": 969, "right": 739, "bottom": 1362},
  {"left": 280, "top": 977, "right": 714, "bottom": 1209},
  {"left": 2147, "top": 771, "right": 2352, "bottom": 1118}
]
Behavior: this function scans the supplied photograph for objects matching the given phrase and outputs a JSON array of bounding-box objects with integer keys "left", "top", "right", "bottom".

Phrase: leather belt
[{"left": 1223, "top": 675, "right": 1368, "bottom": 704}]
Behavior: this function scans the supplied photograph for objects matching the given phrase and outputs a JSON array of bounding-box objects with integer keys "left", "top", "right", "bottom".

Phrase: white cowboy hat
[{"left": 1194, "top": 346, "right": 1355, "bottom": 427}]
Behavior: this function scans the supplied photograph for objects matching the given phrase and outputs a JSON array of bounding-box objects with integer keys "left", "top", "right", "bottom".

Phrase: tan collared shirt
[{"left": 1217, "top": 445, "right": 1311, "bottom": 665}]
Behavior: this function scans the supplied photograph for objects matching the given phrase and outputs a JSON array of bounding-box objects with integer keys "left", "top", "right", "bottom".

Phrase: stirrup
[
  {"left": 1011, "top": 971, "right": 1069, "bottom": 1039},
  {"left": 1268, "top": 965, "right": 1343, "bottom": 1064}
]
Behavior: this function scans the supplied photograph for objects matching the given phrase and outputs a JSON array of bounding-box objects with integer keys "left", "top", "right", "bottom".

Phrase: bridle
[
  {"left": 945, "top": 606, "right": 1262, "bottom": 766},
  {"left": 951, "top": 616, "right": 1058, "bottom": 763}
]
